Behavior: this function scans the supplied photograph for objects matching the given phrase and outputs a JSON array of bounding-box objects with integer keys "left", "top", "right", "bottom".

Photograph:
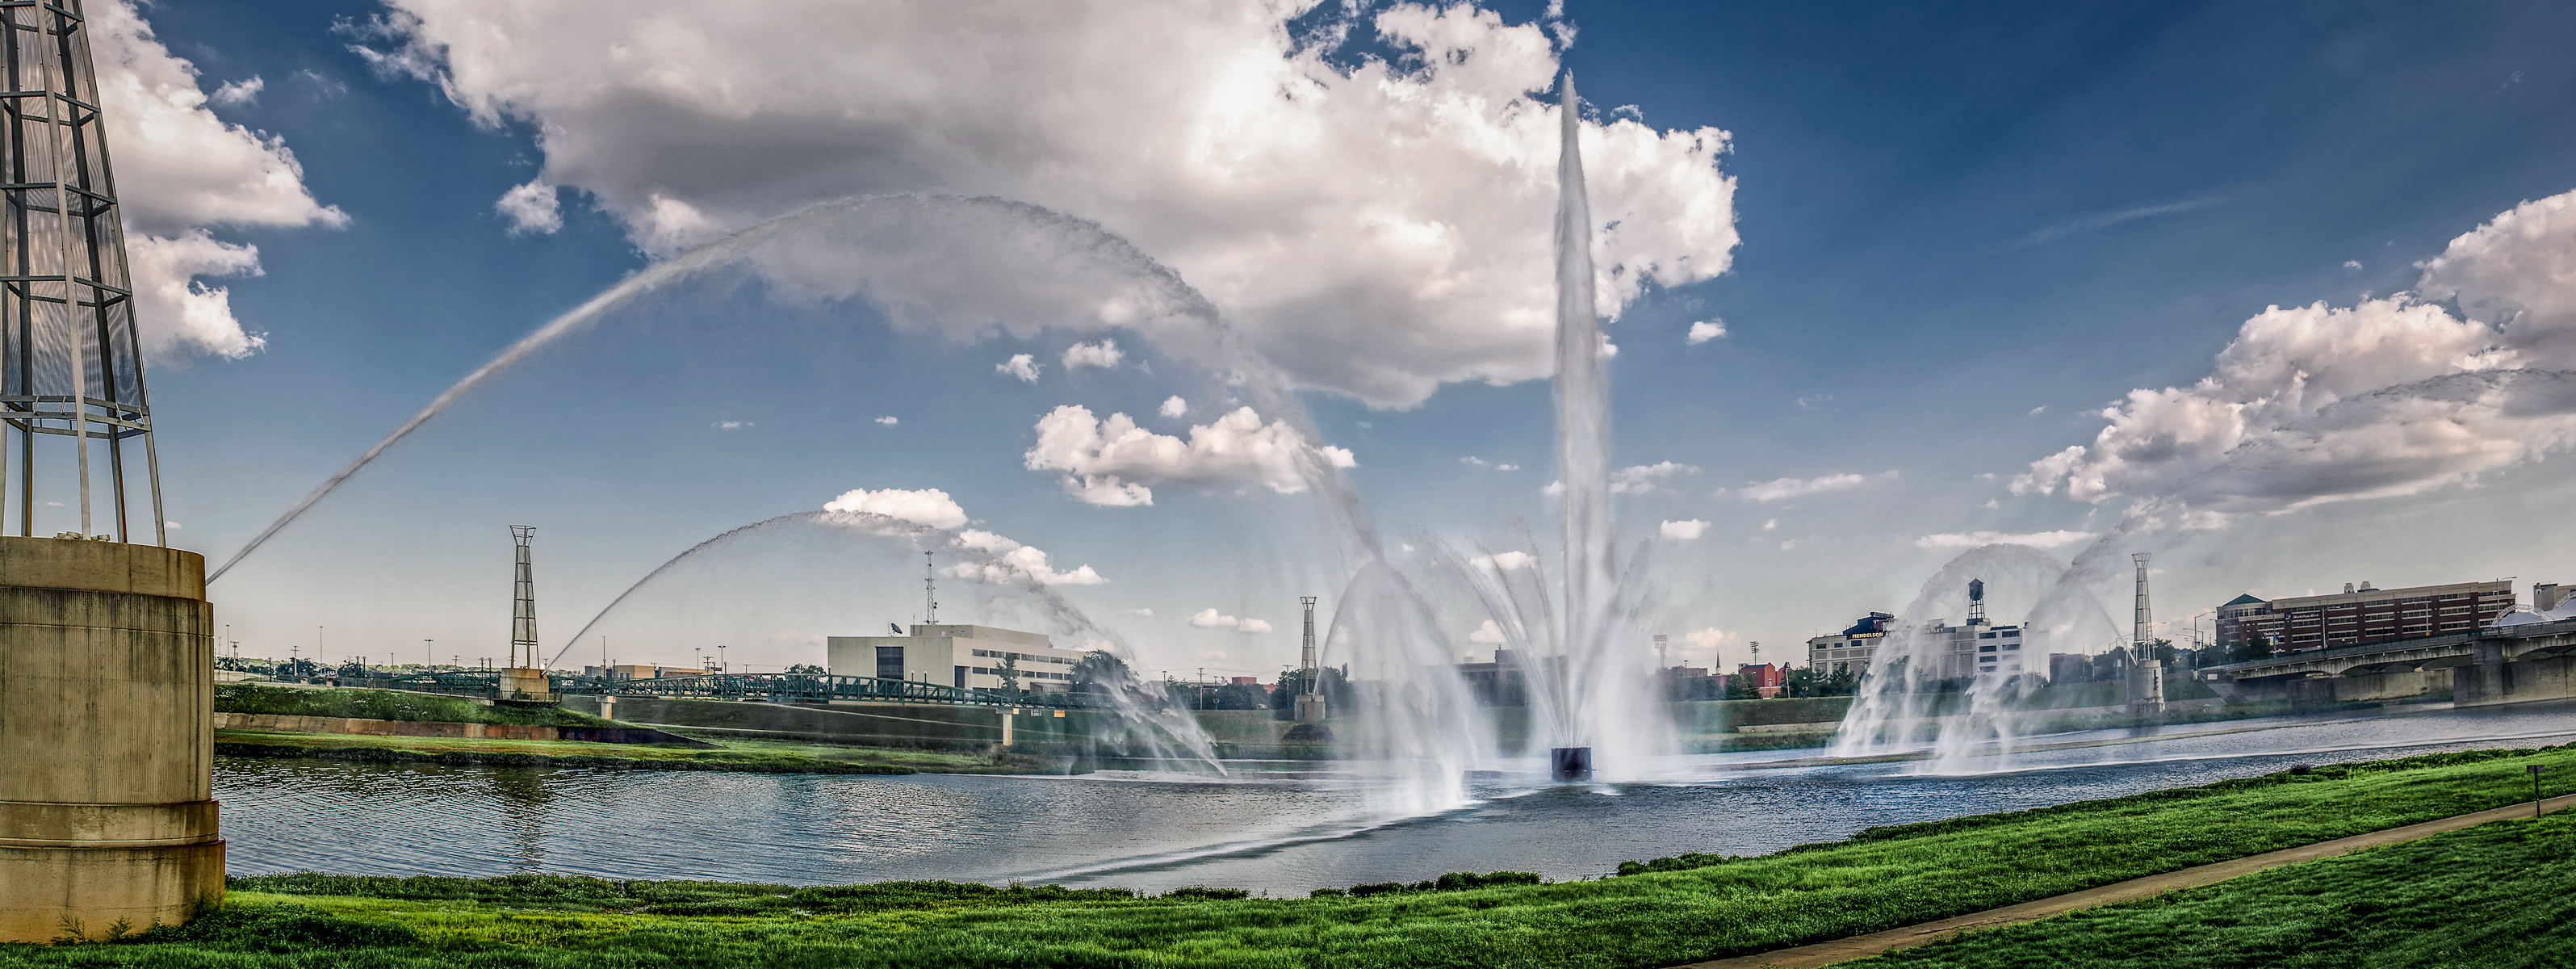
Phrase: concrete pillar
[
  {"left": 1294, "top": 693, "right": 1327, "bottom": 725},
  {"left": 0, "top": 538, "right": 222, "bottom": 942},
  {"left": 497, "top": 667, "right": 554, "bottom": 703}
]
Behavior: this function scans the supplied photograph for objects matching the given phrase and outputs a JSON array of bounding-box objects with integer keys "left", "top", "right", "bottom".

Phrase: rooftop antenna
[
  {"left": 510, "top": 526, "right": 538, "bottom": 669},
  {"left": 923, "top": 550, "right": 937, "bottom": 625},
  {"left": 1967, "top": 578, "right": 1987, "bottom": 625}
]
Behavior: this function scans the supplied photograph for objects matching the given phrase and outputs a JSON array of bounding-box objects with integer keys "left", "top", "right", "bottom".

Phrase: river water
[{"left": 217, "top": 701, "right": 2576, "bottom": 895}]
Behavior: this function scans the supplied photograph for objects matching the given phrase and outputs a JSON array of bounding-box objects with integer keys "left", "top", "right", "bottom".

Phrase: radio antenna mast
[{"left": 924, "top": 550, "right": 938, "bottom": 624}]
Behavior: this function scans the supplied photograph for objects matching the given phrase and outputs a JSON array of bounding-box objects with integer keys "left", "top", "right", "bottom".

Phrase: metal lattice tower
[
  {"left": 1298, "top": 595, "right": 1318, "bottom": 688},
  {"left": 923, "top": 550, "right": 937, "bottom": 624},
  {"left": 1, "top": 0, "right": 160, "bottom": 545},
  {"left": 2131, "top": 552, "right": 2153, "bottom": 653},
  {"left": 509, "top": 526, "right": 538, "bottom": 668}
]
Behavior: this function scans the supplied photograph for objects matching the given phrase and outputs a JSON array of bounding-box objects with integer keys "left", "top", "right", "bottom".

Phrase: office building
[
  {"left": 827, "top": 624, "right": 1084, "bottom": 691},
  {"left": 2215, "top": 580, "right": 2515, "bottom": 652}
]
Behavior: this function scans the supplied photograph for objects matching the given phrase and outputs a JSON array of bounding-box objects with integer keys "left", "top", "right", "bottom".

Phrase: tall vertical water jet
[{"left": 1549, "top": 71, "right": 1615, "bottom": 780}]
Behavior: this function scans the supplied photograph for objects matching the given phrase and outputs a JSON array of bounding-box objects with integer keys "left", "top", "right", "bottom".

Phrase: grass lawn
[
  {"left": 1850, "top": 808, "right": 2576, "bottom": 968},
  {"left": 13, "top": 743, "right": 2571, "bottom": 967}
]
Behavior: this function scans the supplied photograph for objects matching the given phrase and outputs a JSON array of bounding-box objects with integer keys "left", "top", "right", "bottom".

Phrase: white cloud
[
  {"left": 1460, "top": 455, "right": 1489, "bottom": 467},
  {"left": 2343, "top": 260, "right": 2363, "bottom": 271},
  {"left": 95, "top": 0, "right": 344, "bottom": 359},
  {"left": 945, "top": 529, "right": 1107, "bottom": 585},
  {"left": 1912, "top": 530, "right": 2096, "bottom": 550},
  {"left": 1686, "top": 319, "right": 1726, "bottom": 345},
  {"left": 1541, "top": 480, "right": 1565, "bottom": 497},
  {"left": 208, "top": 75, "right": 262, "bottom": 106},
  {"left": 1062, "top": 339, "right": 1125, "bottom": 370},
  {"left": 1725, "top": 471, "right": 1898, "bottom": 502},
  {"left": 1468, "top": 619, "right": 1508, "bottom": 644},
  {"left": 821, "top": 487, "right": 968, "bottom": 530},
  {"left": 1187, "top": 607, "right": 1269, "bottom": 632},
  {"left": 1025, "top": 405, "right": 1355, "bottom": 506},
  {"left": 1659, "top": 518, "right": 1709, "bottom": 540},
  {"left": 712, "top": 420, "right": 752, "bottom": 430},
  {"left": 1610, "top": 461, "right": 1699, "bottom": 494},
  {"left": 2029, "top": 405, "right": 2047, "bottom": 416},
  {"left": 1496, "top": 463, "right": 1518, "bottom": 472},
  {"left": 349, "top": 1, "right": 1738, "bottom": 409},
  {"left": 997, "top": 354, "right": 1042, "bottom": 382},
  {"left": 1159, "top": 396, "right": 1188, "bottom": 417},
  {"left": 1476, "top": 550, "right": 1536, "bottom": 572},
  {"left": 1779, "top": 539, "right": 1801, "bottom": 551},
  {"left": 2012, "top": 190, "right": 2576, "bottom": 518},
  {"left": 1761, "top": 518, "right": 1777, "bottom": 531},
  {"left": 1684, "top": 627, "right": 1732, "bottom": 654},
  {"left": 874, "top": 416, "right": 898, "bottom": 426},
  {"left": 496, "top": 180, "right": 563, "bottom": 235},
  {"left": 1123, "top": 608, "right": 1155, "bottom": 619},
  {"left": 165, "top": 522, "right": 182, "bottom": 530}
]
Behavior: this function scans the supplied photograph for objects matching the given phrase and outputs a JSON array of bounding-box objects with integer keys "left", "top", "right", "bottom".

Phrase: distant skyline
[{"left": 107, "top": 1, "right": 2576, "bottom": 678}]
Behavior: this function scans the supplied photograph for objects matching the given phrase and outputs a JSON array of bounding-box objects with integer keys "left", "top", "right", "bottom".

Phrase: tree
[
  {"left": 784, "top": 663, "right": 826, "bottom": 675},
  {"left": 998, "top": 654, "right": 1021, "bottom": 697},
  {"left": 1724, "top": 673, "right": 1757, "bottom": 701}
]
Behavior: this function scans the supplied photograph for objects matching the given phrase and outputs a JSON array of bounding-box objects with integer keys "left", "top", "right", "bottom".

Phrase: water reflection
[{"left": 220, "top": 701, "right": 2576, "bottom": 894}]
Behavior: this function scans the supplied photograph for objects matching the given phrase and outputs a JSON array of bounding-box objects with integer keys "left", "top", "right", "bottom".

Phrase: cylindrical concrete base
[{"left": 0, "top": 537, "right": 220, "bottom": 942}]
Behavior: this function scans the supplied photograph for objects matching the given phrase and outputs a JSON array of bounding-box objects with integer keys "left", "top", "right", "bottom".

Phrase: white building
[
  {"left": 827, "top": 624, "right": 1084, "bottom": 691},
  {"left": 1805, "top": 609, "right": 2033, "bottom": 680}
]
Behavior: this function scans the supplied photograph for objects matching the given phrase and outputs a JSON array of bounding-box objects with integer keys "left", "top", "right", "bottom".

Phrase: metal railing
[{"left": 378, "top": 670, "right": 1100, "bottom": 709}]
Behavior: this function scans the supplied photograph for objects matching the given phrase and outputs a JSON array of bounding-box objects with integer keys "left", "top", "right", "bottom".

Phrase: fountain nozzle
[{"left": 1550, "top": 746, "right": 1592, "bottom": 782}]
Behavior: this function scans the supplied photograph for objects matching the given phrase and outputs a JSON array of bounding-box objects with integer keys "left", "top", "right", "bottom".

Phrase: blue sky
[{"left": 115, "top": 1, "right": 2576, "bottom": 676}]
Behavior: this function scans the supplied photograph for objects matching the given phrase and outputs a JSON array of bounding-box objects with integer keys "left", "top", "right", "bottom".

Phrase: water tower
[{"left": 0, "top": 0, "right": 224, "bottom": 940}]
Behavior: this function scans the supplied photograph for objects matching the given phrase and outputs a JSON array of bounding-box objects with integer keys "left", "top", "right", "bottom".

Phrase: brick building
[{"left": 2215, "top": 580, "right": 2515, "bottom": 652}]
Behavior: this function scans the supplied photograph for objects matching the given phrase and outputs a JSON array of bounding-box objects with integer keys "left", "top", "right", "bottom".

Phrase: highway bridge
[
  {"left": 375, "top": 670, "right": 1107, "bottom": 710},
  {"left": 2197, "top": 616, "right": 2576, "bottom": 707}
]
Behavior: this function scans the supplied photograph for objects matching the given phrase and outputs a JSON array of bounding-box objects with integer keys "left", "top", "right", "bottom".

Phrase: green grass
[
  {"left": 1849, "top": 806, "right": 2576, "bottom": 968},
  {"left": 15, "top": 743, "right": 2573, "bottom": 967},
  {"left": 216, "top": 684, "right": 611, "bottom": 728}
]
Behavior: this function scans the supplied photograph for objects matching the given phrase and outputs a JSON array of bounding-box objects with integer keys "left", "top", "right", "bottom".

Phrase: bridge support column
[{"left": 0, "top": 539, "right": 223, "bottom": 942}]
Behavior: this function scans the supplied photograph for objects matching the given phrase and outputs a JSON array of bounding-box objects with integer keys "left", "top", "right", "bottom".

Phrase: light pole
[
  {"left": 424, "top": 640, "right": 434, "bottom": 669},
  {"left": 718, "top": 644, "right": 727, "bottom": 673}
]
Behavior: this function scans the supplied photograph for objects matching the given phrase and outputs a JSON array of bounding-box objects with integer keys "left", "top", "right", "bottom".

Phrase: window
[
  {"left": 2003, "top": 644, "right": 2020, "bottom": 651},
  {"left": 876, "top": 646, "right": 905, "bottom": 681},
  {"left": 1979, "top": 644, "right": 1996, "bottom": 653}
]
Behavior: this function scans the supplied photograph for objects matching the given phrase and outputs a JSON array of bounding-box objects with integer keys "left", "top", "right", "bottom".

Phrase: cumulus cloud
[
  {"left": 1684, "top": 627, "right": 1733, "bottom": 655},
  {"left": 1725, "top": 471, "right": 1898, "bottom": 502},
  {"left": 1468, "top": 619, "right": 1508, "bottom": 644},
  {"left": 1062, "top": 339, "right": 1124, "bottom": 370},
  {"left": 997, "top": 354, "right": 1042, "bottom": 382},
  {"left": 945, "top": 529, "right": 1108, "bottom": 585},
  {"left": 208, "top": 75, "right": 262, "bottom": 106},
  {"left": 874, "top": 416, "right": 898, "bottom": 426},
  {"left": 95, "top": 0, "right": 344, "bottom": 359},
  {"left": 821, "top": 487, "right": 968, "bottom": 530},
  {"left": 1159, "top": 396, "right": 1187, "bottom": 417},
  {"left": 496, "top": 180, "right": 563, "bottom": 235},
  {"left": 1476, "top": 550, "right": 1536, "bottom": 572},
  {"left": 712, "top": 420, "right": 751, "bottom": 430},
  {"left": 1913, "top": 530, "right": 2097, "bottom": 550},
  {"left": 1123, "top": 607, "right": 1155, "bottom": 619},
  {"left": 348, "top": 0, "right": 1738, "bottom": 408},
  {"left": 2013, "top": 189, "right": 2576, "bottom": 518},
  {"left": 1610, "top": 461, "right": 1699, "bottom": 494},
  {"left": 1686, "top": 319, "right": 1726, "bottom": 345},
  {"left": 1659, "top": 518, "right": 1709, "bottom": 540},
  {"left": 1186, "top": 608, "right": 1270, "bottom": 632},
  {"left": 1025, "top": 405, "right": 1355, "bottom": 506}
]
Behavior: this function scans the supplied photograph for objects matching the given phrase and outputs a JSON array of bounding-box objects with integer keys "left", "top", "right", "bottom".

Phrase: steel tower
[
  {"left": 0, "top": 0, "right": 161, "bottom": 544},
  {"left": 509, "top": 526, "right": 538, "bottom": 669}
]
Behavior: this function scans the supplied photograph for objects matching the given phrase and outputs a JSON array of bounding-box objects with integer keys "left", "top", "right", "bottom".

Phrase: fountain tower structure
[
  {"left": 2127, "top": 552, "right": 2164, "bottom": 715},
  {"left": 0, "top": 0, "right": 223, "bottom": 940}
]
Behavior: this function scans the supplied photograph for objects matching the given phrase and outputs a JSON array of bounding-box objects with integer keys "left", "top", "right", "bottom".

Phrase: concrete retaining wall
[
  {"left": 2288, "top": 669, "right": 2448, "bottom": 707},
  {"left": 213, "top": 712, "right": 709, "bottom": 747}
]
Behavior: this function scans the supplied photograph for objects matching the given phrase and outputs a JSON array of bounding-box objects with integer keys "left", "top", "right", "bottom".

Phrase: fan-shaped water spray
[{"left": 558, "top": 508, "right": 1225, "bottom": 770}]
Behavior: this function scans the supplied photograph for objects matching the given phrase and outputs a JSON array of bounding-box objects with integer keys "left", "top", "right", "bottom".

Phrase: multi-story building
[
  {"left": 2215, "top": 579, "right": 2515, "bottom": 652},
  {"left": 1735, "top": 663, "right": 1786, "bottom": 698},
  {"left": 1805, "top": 604, "right": 2030, "bottom": 679},
  {"left": 827, "top": 624, "right": 1085, "bottom": 691},
  {"left": 1807, "top": 612, "right": 1894, "bottom": 676}
]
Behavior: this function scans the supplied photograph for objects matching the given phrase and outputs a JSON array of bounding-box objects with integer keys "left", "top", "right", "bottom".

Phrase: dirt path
[{"left": 1675, "top": 791, "right": 2576, "bottom": 969}]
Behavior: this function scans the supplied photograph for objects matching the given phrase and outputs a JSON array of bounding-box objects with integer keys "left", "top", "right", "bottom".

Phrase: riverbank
[
  {"left": 23, "top": 741, "right": 2572, "bottom": 965},
  {"left": 212, "top": 729, "right": 1066, "bottom": 775}
]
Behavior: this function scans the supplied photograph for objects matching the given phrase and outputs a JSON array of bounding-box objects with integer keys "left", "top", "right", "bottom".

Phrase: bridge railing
[{"left": 547, "top": 671, "right": 1107, "bottom": 709}]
